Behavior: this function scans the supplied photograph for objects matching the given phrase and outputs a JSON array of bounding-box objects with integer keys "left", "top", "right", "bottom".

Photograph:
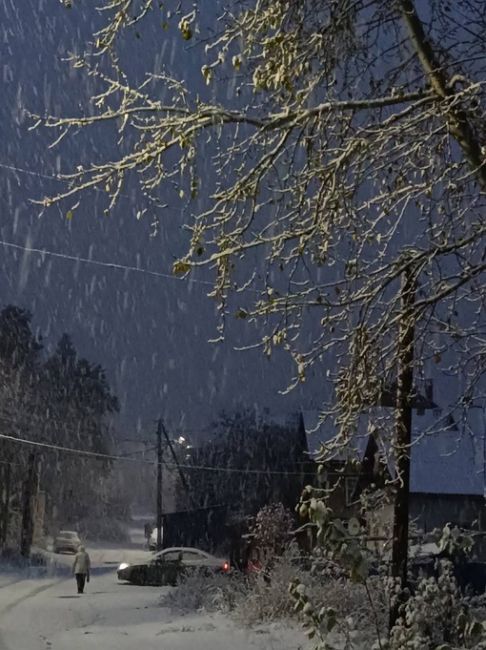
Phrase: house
[
  {"left": 302, "top": 401, "right": 486, "bottom": 540},
  {"left": 407, "top": 404, "right": 486, "bottom": 533}
]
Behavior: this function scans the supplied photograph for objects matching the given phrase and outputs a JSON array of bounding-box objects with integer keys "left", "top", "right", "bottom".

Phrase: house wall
[
  {"left": 410, "top": 493, "right": 486, "bottom": 534},
  {"left": 162, "top": 505, "right": 228, "bottom": 552}
]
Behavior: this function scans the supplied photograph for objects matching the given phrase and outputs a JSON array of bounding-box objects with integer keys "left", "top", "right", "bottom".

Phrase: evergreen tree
[
  {"left": 41, "top": 333, "right": 119, "bottom": 527},
  {"left": 0, "top": 306, "right": 43, "bottom": 548},
  {"left": 181, "top": 409, "right": 308, "bottom": 517}
]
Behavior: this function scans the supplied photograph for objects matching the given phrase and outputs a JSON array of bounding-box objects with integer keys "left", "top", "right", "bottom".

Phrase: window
[
  {"left": 159, "top": 551, "right": 181, "bottom": 562},
  {"left": 345, "top": 477, "right": 358, "bottom": 506},
  {"left": 59, "top": 532, "right": 78, "bottom": 540},
  {"left": 182, "top": 551, "right": 206, "bottom": 563}
]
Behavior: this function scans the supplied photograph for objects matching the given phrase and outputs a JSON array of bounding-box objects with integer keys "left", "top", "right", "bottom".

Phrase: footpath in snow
[{"left": 0, "top": 570, "right": 306, "bottom": 650}]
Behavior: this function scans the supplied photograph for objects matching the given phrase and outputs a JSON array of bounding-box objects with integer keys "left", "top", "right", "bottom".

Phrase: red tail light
[{"left": 222, "top": 561, "right": 230, "bottom": 572}]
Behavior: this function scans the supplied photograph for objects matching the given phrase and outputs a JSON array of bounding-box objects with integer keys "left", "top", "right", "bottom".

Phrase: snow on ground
[
  {"left": 0, "top": 520, "right": 308, "bottom": 649},
  {"left": 0, "top": 570, "right": 307, "bottom": 650}
]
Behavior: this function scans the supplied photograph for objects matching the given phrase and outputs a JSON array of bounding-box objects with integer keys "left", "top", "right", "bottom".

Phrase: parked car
[
  {"left": 53, "top": 530, "right": 81, "bottom": 554},
  {"left": 117, "top": 546, "right": 230, "bottom": 586}
]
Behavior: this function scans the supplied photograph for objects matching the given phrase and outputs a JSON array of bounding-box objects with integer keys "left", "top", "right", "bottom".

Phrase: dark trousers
[{"left": 75, "top": 573, "right": 86, "bottom": 594}]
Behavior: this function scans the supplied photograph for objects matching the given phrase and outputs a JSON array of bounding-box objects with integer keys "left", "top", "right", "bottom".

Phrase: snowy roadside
[
  {"left": 51, "top": 581, "right": 308, "bottom": 650},
  {"left": 0, "top": 557, "right": 62, "bottom": 589},
  {"left": 56, "top": 612, "right": 308, "bottom": 650},
  {"left": 0, "top": 576, "right": 20, "bottom": 589},
  {"left": 0, "top": 570, "right": 308, "bottom": 650}
]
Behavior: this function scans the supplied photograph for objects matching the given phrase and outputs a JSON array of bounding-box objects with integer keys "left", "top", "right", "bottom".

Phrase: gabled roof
[
  {"left": 301, "top": 405, "right": 486, "bottom": 497},
  {"left": 409, "top": 406, "right": 485, "bottom": 496}
]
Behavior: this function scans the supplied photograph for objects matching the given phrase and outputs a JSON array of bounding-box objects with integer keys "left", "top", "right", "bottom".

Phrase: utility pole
[
  {"left": 389, "top": 268, "right": 416, "bottom": 630},
  {"left": 20, "top": 452, "right": 37, "bottom": 557},
  {"left": 156, "top": 419, "right": 163, "bottom": 552},
  {"left": 161, "top": 421, "right": 194, "bottom": 508}
]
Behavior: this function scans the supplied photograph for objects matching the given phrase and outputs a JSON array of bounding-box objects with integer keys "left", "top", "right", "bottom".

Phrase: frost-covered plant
[
  {"left": 250, "top": 502, "right": 294, "bottom": 560},
  {"left": 160, "top": 544, "right": 386, "bottom": 644},
  {"left": 241, "top": 545, "right": 386, "bottom": 645},
  {"left": 386, "top": 525, "right": 486, "bottom": 649},
  {"left": 290, "top": 567, "right": 387, "bottom": 650},
  {"left": 438, "top": 524, "right": 474, "bottom": 558},
  {"left": 236, "top": 551, "right": 303, "bottom": 624},
  {"left": 292, "top": 493, "right": 386, "bottom": 648},
  {"left": 389, "top": 560, "right": 486, "bottom": 649},
  {"left": 299, "top": 488, "right": 370, "bottom": 583},
  {"left": 159, "top": 570, "right": 247, "bottom": 614},
  {"left": 293, "top": 495, "right": 486, "bottom": 650},
  {"left": 290, "top": 581, "right": 357, "bottom": 650}
]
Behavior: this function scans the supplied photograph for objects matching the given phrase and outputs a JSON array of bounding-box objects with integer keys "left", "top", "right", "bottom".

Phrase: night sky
[{"left": 0, "top": 1, "right": 324, "bottom": 437}]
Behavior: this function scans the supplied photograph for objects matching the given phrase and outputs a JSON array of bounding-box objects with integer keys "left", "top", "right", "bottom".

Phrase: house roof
[
  {"left": 409, "top": 406, "right": 485, "bottom": 496},
  {"left": 301, "top": 405, "right": 486, "bottom": 497}
]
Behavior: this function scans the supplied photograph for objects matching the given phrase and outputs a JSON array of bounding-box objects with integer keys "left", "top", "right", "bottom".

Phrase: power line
[
  {"left": 0, "top": 239, "right": 215, "bottom": 287},
  {"left": 0, "top": 161, "right": 262, "bottom": 294},
  {"left": 0, "top": 162, "right": 64, "bottom": 182},
  {"left": 0, "top": 161, "right": 134, "bottom": 202},
  {"left": 0, "top": 432, "right": 146, "bottom": 464},
  {"left": 179, "top": 459, "right": 310, "bottom": 477},
  {"left": 0, "top": 432, "right": 311, "bottom": 477}
]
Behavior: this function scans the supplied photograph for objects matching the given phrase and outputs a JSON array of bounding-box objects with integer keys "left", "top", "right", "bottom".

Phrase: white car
[
  {"left": 118, "top": 546, "right": 230, "bottom": 585},
  {"left": 53, "top": 530, "right": 81, "bottom": 554}
]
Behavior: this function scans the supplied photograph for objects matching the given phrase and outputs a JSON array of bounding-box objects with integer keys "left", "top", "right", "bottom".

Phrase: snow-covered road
[{"left": 0, "top": 549, "right": 306, "bottom": 650}]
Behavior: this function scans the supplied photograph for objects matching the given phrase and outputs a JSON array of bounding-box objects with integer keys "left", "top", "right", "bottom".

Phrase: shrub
[
  {"left": 160, "top": 570, "right": 247, "bottom": 614},
  {"left": 389, "top": 560, "right": 486, "bottom": 650},
  {"left": 250, "top": 503, "right": 294, "bottom": 559},
  {"left": 160, "top": 545, "right": 387, "bottom": 647}
]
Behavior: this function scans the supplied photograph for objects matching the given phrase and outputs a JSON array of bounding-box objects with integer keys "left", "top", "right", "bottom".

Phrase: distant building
[{"left": 166, "top": 410, "right": 312, "bottom": 553}]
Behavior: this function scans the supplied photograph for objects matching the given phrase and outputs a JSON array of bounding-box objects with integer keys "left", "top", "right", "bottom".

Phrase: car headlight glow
[{"left": 118, "top": 563, "right": 129, "bottom": 571}]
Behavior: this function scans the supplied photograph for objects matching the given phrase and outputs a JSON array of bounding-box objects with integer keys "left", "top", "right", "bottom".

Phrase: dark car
[{"left": 117, "top": 546, "right": 230, "bottom": 586}]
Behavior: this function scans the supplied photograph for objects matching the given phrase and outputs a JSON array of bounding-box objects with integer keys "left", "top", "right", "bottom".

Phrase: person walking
[
  {"left": 144, "top": 522, "right": 153, "bottom": 548},
  {"left": 72, "top": 545, "right": 91, "bottom": 594}
]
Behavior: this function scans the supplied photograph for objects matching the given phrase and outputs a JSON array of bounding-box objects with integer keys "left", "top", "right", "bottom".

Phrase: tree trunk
[
  {"left": 389, "top": 269, "right": 416, "bottom": 631},
  {"left": 20, "top": 453, "right": 37, "bottom": 557},
  {"left": 399, "top": 0, "right": 486, "bottom": 191},
  {"left": 1, "top": 461, "right": 12, "bottom": 549}
]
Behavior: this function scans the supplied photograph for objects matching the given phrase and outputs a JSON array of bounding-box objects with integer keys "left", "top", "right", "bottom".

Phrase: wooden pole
[
  {"left": 389, "top": 269, "right": 416, "bottom": 630},
  {"left": 156, "top": 419, "right": 163, "bottom": 551},
  {"left": 20, "top": 452, "right": 37, "bottom": 557},
  {"left": 161, "top": 421, "right": 194, "bottom": 508}
]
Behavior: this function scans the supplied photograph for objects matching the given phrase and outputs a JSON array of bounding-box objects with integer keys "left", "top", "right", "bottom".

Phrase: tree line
[{"left": 0, "top": 305, "right": 118, "bottom": 553}]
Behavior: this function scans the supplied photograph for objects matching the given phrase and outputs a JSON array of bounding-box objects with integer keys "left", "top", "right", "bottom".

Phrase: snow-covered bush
[
  {"left": 159, "top": 571, "right": 247, "bottom": 614},
  {"left": 389, "top": 560, "right": 486, "bottom": 650},
  {"left": 234, "top": 551, "right": 304, "bottom": 625},
  {"left": 289, "top": 560, "right": 387, "bottom": 649},
  {"left": 250, "top": 502, "right": 294, "bottom": 559},
  {"left": 288, "top": 513, "right": 486, "bottom": 650},
  {"left": 161, "top": 545, "right": 386, "bottom": 646}
]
